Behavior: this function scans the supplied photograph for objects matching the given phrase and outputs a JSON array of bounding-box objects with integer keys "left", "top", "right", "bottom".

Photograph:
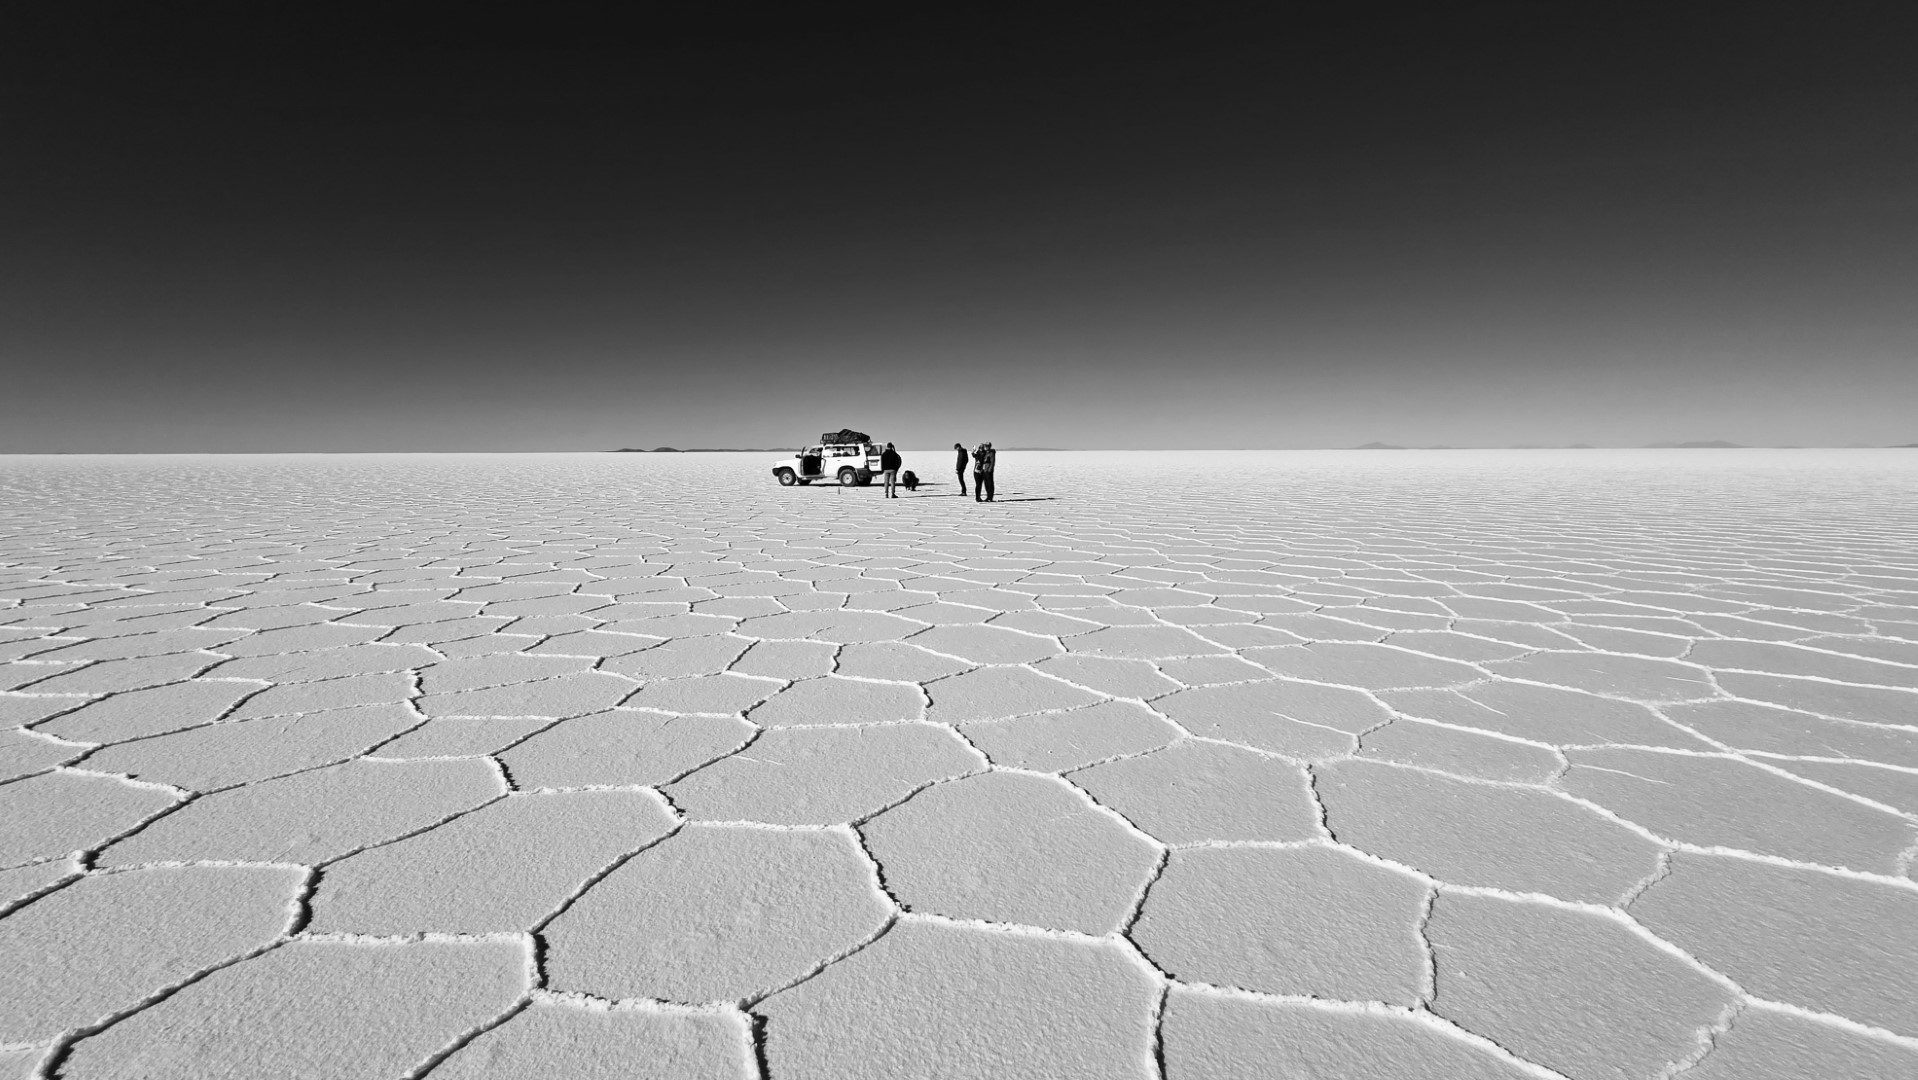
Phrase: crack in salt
[{"left": 1658, "top": 998, "right": 1744, "bottom": 1079}]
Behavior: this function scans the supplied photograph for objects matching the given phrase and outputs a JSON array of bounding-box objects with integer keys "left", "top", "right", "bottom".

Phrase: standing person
[
  {"left": 880, "top": 442, "right": 902, "bottom": 498},
  {"left": 980, "top": 442, "right": 996, "bottom": 502},
  {"left": 972, "top": 442, "right": 996, "bottom": 502},
  {"left": 953, "top": 443, "right": 968, "bottom": 496}
]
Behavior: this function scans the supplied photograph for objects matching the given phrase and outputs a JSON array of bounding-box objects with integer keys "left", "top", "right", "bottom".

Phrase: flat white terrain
[{"left": 2, "top": 449, "right": 1916, "bottom": 1079}]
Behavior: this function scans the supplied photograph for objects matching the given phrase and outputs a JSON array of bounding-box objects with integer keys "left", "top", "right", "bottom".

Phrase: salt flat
[{"left": 2, "top": 449, "right": 1917, "bottom": 1079}]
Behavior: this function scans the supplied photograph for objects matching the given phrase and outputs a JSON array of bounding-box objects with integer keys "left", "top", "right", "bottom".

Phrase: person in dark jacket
[
  {"left": 953, "top": 443, "right": 968, "bottom": 496},
  {"left": 972, "top": 442, "right": 995, "bottom": 502},
  {"left": 880, "top": 443, "right": 903, "bottom": 498}
]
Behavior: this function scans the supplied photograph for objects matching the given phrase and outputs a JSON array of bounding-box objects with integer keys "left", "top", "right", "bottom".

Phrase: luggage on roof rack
[{"left": 821, "top": 429, "right": 871, "bottom": 445}]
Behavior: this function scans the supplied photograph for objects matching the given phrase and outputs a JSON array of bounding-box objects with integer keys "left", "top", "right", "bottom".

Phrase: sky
[{"left": 3, "top": 4, "right": 1915, "bottom": 451}]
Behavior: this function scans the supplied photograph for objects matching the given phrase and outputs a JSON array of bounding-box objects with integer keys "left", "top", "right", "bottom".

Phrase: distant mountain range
[
  {"left": 1355, "top": 441, "right": 1601, "bottom": 450},
  {"left": 1352, "top": 441, "right": 1830, "bottom": 450},
  {"left": 613, "top": 446, "right": 1069, "bottom": 452},
  {"left": 614, "top": 442, "right": 1918, "bottom": 453}
]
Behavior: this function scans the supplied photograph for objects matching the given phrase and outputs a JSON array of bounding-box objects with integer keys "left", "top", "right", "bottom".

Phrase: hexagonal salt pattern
[
  {"left": 3, "top": 449, "right": 1917, "bottom": 1078},
  {"left": 429, "top": 1000, "right": 753, "bottom": 1080},
  {"left": 757, "top": 918, "right": 1160, "bottom": 1079},
  {"left": 544, "top": 825, "right": 891, "bottom": 1002}
]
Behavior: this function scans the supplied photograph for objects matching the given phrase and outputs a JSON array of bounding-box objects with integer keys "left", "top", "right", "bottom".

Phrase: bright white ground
[{"left": 1, "top": 450, "right": 1916, "bottom": 1079}]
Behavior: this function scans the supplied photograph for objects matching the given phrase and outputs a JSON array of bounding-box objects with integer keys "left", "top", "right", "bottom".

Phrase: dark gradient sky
[{"left": 4, "top": 4, "right": 1915, "bottom": 451}]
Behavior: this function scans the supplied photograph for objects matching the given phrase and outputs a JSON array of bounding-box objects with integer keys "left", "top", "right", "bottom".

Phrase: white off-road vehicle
[{"left": 772, "top": 430, "right": 886, "bottom": 486}]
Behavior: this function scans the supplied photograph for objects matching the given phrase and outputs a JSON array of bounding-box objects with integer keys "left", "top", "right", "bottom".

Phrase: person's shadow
[{"left": 898, "top": 483, "right": 1056, "bottom": 502}]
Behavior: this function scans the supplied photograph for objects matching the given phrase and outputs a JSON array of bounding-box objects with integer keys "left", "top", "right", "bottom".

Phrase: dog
[{"left": 901, "top": 470, "right": 919, "bottom": 492}]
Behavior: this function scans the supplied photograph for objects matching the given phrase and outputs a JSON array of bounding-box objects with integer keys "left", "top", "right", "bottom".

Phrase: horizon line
[{"left": 5, "top": 444, "right": 1917, "bottom": 456}]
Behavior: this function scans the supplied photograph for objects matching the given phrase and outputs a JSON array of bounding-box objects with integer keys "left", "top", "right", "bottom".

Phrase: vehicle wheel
[
  {"left": 838, "top": 467, "right": 859, "bottom": 486},
  {"left": 775, "top": 468, "right": 798, "bottom": 486}
]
